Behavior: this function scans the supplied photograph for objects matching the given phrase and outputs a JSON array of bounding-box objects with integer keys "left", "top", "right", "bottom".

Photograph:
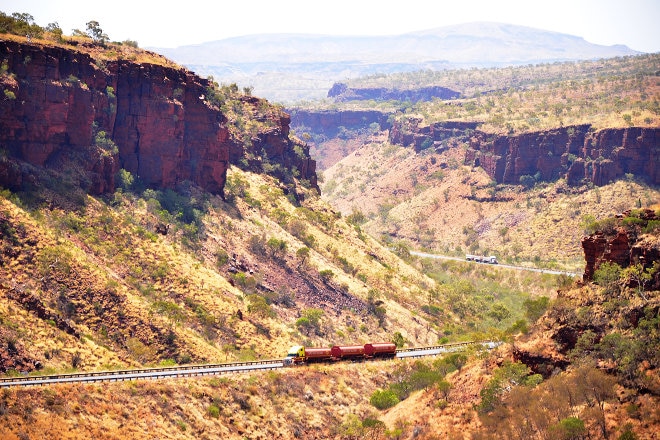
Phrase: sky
[{"left": 2, "top": 0, "right": 659, "bottom": 53}]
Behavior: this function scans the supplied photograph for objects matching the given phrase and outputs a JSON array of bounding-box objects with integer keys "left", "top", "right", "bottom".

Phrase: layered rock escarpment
[
  {"left": 391, "top": 118, "right": 658, "bottom": 186},
  {"left": 465, "top": 125, "right": 659, "bottom": 186},
  {"left": 0, "top": 39, "right": 317, "bottom": 197}
]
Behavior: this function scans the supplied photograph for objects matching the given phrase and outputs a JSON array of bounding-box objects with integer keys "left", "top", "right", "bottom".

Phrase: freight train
[{"left": 284, "top": 342, "right": 397, "bottom": 366}]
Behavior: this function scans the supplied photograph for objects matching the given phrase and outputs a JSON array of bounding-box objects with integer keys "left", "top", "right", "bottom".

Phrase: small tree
[
  {"left": 593, "top": 261, "right": 622, "bottom": 294},
  {"left": 296, "top": 308, "right": 323, "bottom": 334},
  {"left": 86, "top": 20, "right": 108, "bottom": 45},
  {"left": 296, "top": 246, "right": 310, "bottom": 268},
  {"left": 266, "top": 237, "right": 287, "bottom": 260},
  {"left": 246, "top": 294, "right": 274, "bottom": 318},
  {"left": 488, "top": 303, "right": 511, "bottom": 322},
  {"left": 621, "top": 263, "right": 653, "bottom": 301},
  {"left": 549, "top": 417, "right": 586, "bottom": 440},
  {"left": 519, "top": 174, "right": 536, "bottom": 188},
  {"left": 392, "top": 331, "right": 405, "bottom": 348},
  {"left": 523, "top": 296, "right": 550, "bottom": 322},
  {"left": 437, "top": 380, "right": 452, "bottom": 400},
  {"left": 46, "top": 22, "right": 63, "bottom": 42}
]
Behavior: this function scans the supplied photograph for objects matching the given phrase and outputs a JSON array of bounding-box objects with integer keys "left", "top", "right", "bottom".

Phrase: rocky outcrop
[
  {"left": 328, "top": 82, "right": 460, "bottom": 102},
  {"left": 581, "top": 209, "right": 660, "bottom": 286},
  {"left": 0, "top": 39, "right": 317, "bottom": 197},
  {"left": 581, "top": 229, "right": 631, "bottom": 281},
  {"left": 465, "top": 125, "right": 659, "bottom": 186}
]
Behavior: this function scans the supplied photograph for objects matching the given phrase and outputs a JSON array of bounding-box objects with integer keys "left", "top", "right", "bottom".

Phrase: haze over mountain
[{"left": 153, "top": 22, "right": 641, "bottom": 102}]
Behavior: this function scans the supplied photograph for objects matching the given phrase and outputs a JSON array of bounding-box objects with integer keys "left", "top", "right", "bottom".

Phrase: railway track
[{"left": 0, "top": 341, "right": 499, "bottom": 388}]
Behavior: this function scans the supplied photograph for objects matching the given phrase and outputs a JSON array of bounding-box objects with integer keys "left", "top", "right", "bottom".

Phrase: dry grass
[
  {"left": 2, "top": 32, "right": 180, "bottom": 68},
  {"left": 0, "top": 162, "right": 461, "bottom": 378},
  {"left": 0, "top": 359, "right": 407, "bottom": 439}
]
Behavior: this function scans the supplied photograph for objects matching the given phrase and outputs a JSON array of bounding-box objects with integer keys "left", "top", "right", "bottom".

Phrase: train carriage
[
  {"left": 285, "top": 342, "right": 397, "bottom": 365},
  {"left": 364, "top": 342, "right": 396, "bottom": 358},
  {"left": 330, "top": 344, "right": 365, "bottom": 359}
]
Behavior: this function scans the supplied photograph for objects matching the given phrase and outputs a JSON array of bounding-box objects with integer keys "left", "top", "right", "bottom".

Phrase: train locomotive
[{"left": 284, "top": 342, "right": 396, "bottom": 365}]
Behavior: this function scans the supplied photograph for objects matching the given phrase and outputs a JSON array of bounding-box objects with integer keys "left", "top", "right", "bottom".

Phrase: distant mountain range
[{"left": 151, "top": 22, "right": 640, "bottom": 103}]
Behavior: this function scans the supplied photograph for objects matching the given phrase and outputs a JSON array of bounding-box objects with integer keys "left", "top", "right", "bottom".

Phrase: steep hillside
[
  {"left": 369, "top": 211, "right": 660, "bottom": 440},
  {"left": 0, "top": 163, "right": 448, "bottom": 374},
  {"left": 0, "top": 29, "right": 448, "bottom": 374},
  {"left": 0, "top": 207, "right": 657, "bottom": 440}
]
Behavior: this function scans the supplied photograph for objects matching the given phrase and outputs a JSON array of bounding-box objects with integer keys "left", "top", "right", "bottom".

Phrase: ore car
[
  {"left": 364, "top": 342, "right": 396, "bottom": 359},
  {"left": 330, "top": 344, "right": 365, "bottom": 359}
]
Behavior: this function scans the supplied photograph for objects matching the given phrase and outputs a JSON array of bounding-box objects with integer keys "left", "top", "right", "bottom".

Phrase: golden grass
[
  {"left": 1, "top": 32, "right": 181, "bottom": 68},
  {"left": 0, "top": 162, "right": 464, "bottom": 378}
]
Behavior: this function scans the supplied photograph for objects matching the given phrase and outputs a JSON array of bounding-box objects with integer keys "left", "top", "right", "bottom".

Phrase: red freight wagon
[
  {"left": 364, "top": 342, "right": 396, "bottom": 358},
  {"left": 305, "top": 347, "right": 333, "bottom": 362},
  {"left": 330, "top": 345, "right": 365, "bottom": 359}
]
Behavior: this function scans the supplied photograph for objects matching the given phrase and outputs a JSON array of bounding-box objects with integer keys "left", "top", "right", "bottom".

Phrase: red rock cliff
[
  {"left": 0, "top": 39, "right": 317, "bottom": 196},
  {"left": 465, "top": 125, "right": 659, "bottom": 186}
]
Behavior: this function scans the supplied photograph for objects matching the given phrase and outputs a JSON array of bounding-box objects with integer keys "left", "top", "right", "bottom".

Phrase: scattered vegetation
[{"left": 333, "top": 54, "right": 659, "bottom": 134}]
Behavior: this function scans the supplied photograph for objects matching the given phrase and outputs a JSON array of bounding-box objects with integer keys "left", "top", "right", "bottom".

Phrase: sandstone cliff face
[
  {"left": 0, "top": 39, "right": 316, "bottom": 196},
  {"left": 465, "top": 125, "right": 659, "bottom": 186},
  {"left": 388, "top": 118, "right": 658, "bottom": 186}
]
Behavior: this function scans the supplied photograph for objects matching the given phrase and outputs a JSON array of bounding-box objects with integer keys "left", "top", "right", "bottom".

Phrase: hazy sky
[{"left": 3, "top": 0, "right": 659, "bottom": 52}]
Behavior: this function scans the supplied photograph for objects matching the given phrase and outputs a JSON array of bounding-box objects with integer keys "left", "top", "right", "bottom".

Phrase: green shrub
[
  {"left": 392, "top": 331, "right": 405, "bottom": 348},
  {"left": 593, "top": 261, "right": 622, "bottom": 293},
  {"left": 519, "top": 174, "right": 536, "bottom": 188},
  {"left": 206, "top": 404, "right": 220, "bottom": 418},
  {"left": 523, "top": 296, "right": 550, "bottom": 322},
  {"left": 296, "top": 247, "right": 310, "bottom": 267},
  {"left": 215, "top": 248, "right": 229, "bottom": 267},
  {"left": 115, "top": 169, "right": 134, "bottom": 190},
  {"left": 246, "top": 294, "right": 274, "bottom": 318},
  {"left": 642, "top": 220, "right": 660, "bottom": 234},
  {"left": 370, "top": 389, "right": 399, "bottom": 410},
  {"left": 266, "top": 237, "right": 287, "bottom": 259},
  {"left": 549, "top": 417, "right": 586, "bottom": 440},
  {"left": 232, "top": 272, "right": 257, "bottom": 292}
]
